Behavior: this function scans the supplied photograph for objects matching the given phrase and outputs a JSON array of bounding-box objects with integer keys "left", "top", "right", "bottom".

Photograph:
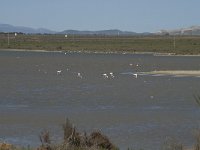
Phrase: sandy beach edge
[
  {"left": 141, "top": 70, "right": 200, "bottom": 77},
  {"left": 1, "top": 48, "right": 200, "bottom": 56}
]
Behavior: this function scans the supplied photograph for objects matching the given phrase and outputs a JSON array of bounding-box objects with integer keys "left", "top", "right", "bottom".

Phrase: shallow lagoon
[{"left": 0, "top": 50, "right": 200, "bottom": 150}]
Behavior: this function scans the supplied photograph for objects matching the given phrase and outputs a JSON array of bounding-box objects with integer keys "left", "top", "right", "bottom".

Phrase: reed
[
  {"left": 37, "top": 118, "right": 118, "bottom": 150},
  {"left": 161, "top": 138, "right": 183, "bottom": 150}
]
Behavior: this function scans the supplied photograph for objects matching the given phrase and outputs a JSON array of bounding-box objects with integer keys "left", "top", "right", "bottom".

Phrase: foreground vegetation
[
  {"left": 0, "top": 119, "right": 118, "bottom": 150},
  {"left": 0, "top": 34, "right": 200, "bottom": 55},
  {"left": 1, "top": 118, "right": 200, "bottom": 150}
]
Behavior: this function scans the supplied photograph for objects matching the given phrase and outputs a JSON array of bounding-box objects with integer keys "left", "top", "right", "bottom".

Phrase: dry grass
[
  {"left": 161, "top": 138, "right": 183, "bottom": 150},
  {"left": 194, "top": 95, "right": 200, "bottom": 107},
  {"left": 0, "top": 34, "right": 200, "bottom": 55},
  {"left": 3, "top": 118, "right": 200, "bottom": 150},
  {"left": 194, "top": 131, "right": 200, "bottom": 150},
  {"left": 37, "top": 118, "right": 118, "bottom": 150},
  {"left": 39, "top": 130, "right": 51, "bottom": 149},
  {"left": 0, "top": 143, "right": 15, "bottom": 150}
]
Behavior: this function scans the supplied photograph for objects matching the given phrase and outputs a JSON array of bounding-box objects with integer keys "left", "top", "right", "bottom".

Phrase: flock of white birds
[
  {"left": 55, "top": 70, "right": 138, "bottom": 79},
  {"left": 52, "top": 63, "right": 139, "bottom": 79}
]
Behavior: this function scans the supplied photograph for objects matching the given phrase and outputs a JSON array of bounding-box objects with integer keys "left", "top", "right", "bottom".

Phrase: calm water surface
[{"left": 0, "top": 50, "right": 200, "bottom": 150}]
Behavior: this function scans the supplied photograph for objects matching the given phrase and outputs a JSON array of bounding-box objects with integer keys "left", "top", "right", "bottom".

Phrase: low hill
[
  {"left": 0, "top": 24, "right": 56, "bottom": 34},
  {"left": 0, "top": 23, "right": 152, "bottom": 35},
  {"left": 1, "top": 23, "right": 200, "bottom": 36},
  {"left": 57, "top": 29, "right": 147, "bottom": 36}
]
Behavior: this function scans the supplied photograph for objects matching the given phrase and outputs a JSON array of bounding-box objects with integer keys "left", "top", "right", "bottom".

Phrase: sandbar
[{"left": 146, "top": 70, "right": 200, "bottom": 77}]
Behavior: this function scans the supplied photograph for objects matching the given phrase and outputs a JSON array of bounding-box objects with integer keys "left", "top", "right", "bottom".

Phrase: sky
[{"left": 1, "top": 0, "right": 200, "bottom": 32}]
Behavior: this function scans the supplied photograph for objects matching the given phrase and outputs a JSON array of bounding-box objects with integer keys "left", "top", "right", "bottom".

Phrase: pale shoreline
[
  {"left": 1, "top": 48, "right": 200, "bottom": 56},
  {"left": 0, "top": 48, "right": 61, "bottom": 53},
  {"left": 144, "top": 70, "right": 200, "bottom": 77}
]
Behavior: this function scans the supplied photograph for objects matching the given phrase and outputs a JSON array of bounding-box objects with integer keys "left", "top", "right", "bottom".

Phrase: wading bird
[
  {"left": 102, "top": 73, "right": 108, "bottom": 79},
  {"left": 57, "top": 70, "right": 62, "bottom": 75},
  {"left": 77, "top": 72, "right": 82, "bottom": 78},
  {"left": 110, "top": 72, "right": 114, "bottom": 78}
]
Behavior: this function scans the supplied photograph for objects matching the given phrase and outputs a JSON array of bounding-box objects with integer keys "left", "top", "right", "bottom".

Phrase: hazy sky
[{"left": 1, "top": 0, "right": 200, "bottom": 32}]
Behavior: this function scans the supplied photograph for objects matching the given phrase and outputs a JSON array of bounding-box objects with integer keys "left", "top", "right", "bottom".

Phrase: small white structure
[
  {"left": 65, "top": 34, "right": 68, "bottom": 38},
  {"left": 15, "top": 33, "right": 17, "bottom": 36},
  {"left": 133, "top": 73, "right": 138, "bottom": 78}
]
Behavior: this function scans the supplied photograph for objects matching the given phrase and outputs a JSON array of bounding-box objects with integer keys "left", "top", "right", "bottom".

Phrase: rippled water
[{"left": 0, "top": 50, "right": 200, "bottom": 150}]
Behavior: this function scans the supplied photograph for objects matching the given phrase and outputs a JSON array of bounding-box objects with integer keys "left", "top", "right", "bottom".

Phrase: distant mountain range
[
  {"left": 57, "top": 29, "right": 151, "bottom": 36},
  {"left": 0, "top": 24, "right": 56, "bottom": 34},
  {"left": 0, "top": 23, "right": 151, "bottom": 35},
  {"left": 1, "top": 23, "right": 200, "bottom": 35}
]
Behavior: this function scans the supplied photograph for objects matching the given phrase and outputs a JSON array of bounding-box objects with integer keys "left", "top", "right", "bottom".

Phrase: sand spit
[
  {"left": 145, "top": 70, "right": 200, "bottom": 77},
  {"left": 0, "top": 48, "right": 62, "bottom": 53}
]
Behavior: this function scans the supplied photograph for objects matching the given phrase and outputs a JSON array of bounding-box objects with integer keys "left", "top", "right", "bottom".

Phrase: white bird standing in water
[
  {"left": 102, "top": 73, "right": 108, "bottom": 79},
  {"left": 57, "top": 70, "right": 62, "bottom": 75},
  {"left": 77, "top": 72, "right": 82, "bottom": 78},
  {"left": 110, "top": 72, "right": 114, "bottom": 78}
]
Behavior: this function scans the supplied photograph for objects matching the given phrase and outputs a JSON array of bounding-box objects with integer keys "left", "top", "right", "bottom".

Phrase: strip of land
[{"left": 0, "top": 34, "right": 200, "bottom": 55}]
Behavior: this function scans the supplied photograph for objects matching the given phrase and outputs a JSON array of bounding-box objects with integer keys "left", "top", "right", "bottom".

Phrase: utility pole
[
  {"left": 7, "top": 32, "right": 10, "bottom": 46},
  {"left": 73, "top": 33, "right": 75, "bottom": 45},
  {"left": 173, "top": 35, "right": 176, "bottom": 51},
  {"left": 14, "top": 33, "right": 17, "bottom": 45}
]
